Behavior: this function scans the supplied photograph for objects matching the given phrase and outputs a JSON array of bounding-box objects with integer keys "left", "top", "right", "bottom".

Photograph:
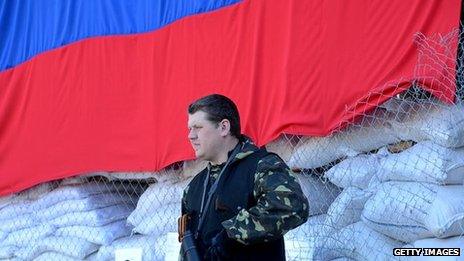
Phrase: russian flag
[{"left": 0, "top": 0, "right": 461, "bottom": 195}]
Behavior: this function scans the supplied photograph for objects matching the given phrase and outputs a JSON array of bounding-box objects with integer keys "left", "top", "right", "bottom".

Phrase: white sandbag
[
  {"left": 0, "top": 229, "right": 7, "bottom": 241},
  {"left": 288, "top": 110, "right": 398, "bottom": 170},
  {"left": 325, "top": 222, "right": 403, "bottom": 260},
  {"left": 377, "top": 141, "right": 464, "bottom": 184},
  {"left": 54, "top": 220, "right": 132, "bottom": 245},
  {"left": 2, "top": 224, "right": 55, "bottom": 247},
  {"left": 284, "top": 218, "right": 337, "bottom": 260},
  {"left": 285, "top": 214, "right": 328, "bottom": 240},
  {"left": 59, "top": 172, "right": 131, "bottom": 185},
  {"left": 155, "top": 233, "right": 183, "bottom": 261},
  {"left": 362, "top": 182, "right": 464, "bottom": 242},
  {"left": 17, "top": 182, "right": 57, "bottom": 200},
  {"left": 0, "top": 194, "right": 14, "bottom": 210},
  {"left": 285, "top": 214, "right": 332, "bottom": 261},
  {"left": 296, "top": 174, "right": 340, "bottom": 216},
  {"left": 182, "top": 160, "right": 208, "bottom": 179},
  {"left": 59, "top": 175, "right": 96, "bottom": 186},
  {"left": 337, "top": 112, "right": 399, "bottom": 155},
  {"left": 94, "top": 234, "right": 161, "bottom": 261},
  {"left": 288, "top": 135, "right": 347, "bottom": 170},
  {"left": 325, "top": 187, "right": 372, "bottom": 230},
  {"left": 131, "top": 202, "right": 179, "bottom": 236},
  {"left": 33, "top": 251, "right": 84, "bottom": 261},
  {"left": 96, "top": 171, "right": 162, "bottom": 183},
  {"left": 17, "top": 236, "right": 99, "bottom": 259},
  {"left": 388, "top": 100, "right": 464, "bottom": 148},
  {"left": 34, "top": 182, "right": 126, "bottom": 210},
  {"left": 0, "top": 213, "right": 36, "bottom": 231},
  {"left": 0, "top": 245, "right": 16, "bottom": 259},
  {"left": 405, "top": 236, "right": 464, "bottom": 261},
  {"left": 0, "top": 200, "right": 34, "bottom": 220},
  {"left": 163, "top": 232, "right": 182, "bottom": 261},
  {"left": 128, "top": 179, "right": 188, "bottom": 226},
  {"left": 362, "top": 218, "right": 430, "bottom": 245},
  {"left": 152, "top": 168, "right": 184, "bottom": 183},
  {"left": 325, "top": 149, "right": 388, "bottom": 189},
  {"left": 266, "top": 136, "right": 295, "bottom": 163},
  {"left": 36, "top": 193, "right": 137, "bottom": 221},
  {"left": 49, "top": 204, "right": 134, "bottom": 227}
]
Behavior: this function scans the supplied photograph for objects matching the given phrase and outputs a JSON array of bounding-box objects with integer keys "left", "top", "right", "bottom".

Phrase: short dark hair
[{"left": 188, "top": 94, "right": 241, "bottom": 138}]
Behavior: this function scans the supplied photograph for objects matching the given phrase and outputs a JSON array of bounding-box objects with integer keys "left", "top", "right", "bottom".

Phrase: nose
[{"left": 188, "top": 129, "right": 197, "bottom": 141}]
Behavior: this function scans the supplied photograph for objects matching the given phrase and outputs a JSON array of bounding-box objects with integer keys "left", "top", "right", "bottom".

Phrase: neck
[{"left": 210, "top": 137, "right": 240, "bottom": 165}]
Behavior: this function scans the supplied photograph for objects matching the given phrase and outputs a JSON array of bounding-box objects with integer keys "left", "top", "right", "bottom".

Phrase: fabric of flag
[{"left": 0, "top": 0, "right": 460, "bottom": 195}]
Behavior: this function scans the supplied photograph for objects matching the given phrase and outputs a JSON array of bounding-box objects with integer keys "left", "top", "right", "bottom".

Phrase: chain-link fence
[{"left": 1, "top": 28, "right": 464, "bottom": 260}]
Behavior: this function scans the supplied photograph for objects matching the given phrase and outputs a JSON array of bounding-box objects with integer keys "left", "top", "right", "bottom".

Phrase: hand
[{"left": 205, "top": 229, "right": 230, "bottom": 260}]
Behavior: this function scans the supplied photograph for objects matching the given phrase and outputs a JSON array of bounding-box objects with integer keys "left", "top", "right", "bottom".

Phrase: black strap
[{"left": 196, "top": 143, "right": 242, "bottom": 238}]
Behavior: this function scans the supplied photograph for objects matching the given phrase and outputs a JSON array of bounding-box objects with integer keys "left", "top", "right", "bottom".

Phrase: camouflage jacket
[{"left": 182, "top": 136, "right": 309, "bottom": 245}]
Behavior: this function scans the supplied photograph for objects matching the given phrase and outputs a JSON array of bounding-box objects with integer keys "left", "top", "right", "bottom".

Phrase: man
[{"left": 180, "top": 94, "right": 309, "bottom": 260}]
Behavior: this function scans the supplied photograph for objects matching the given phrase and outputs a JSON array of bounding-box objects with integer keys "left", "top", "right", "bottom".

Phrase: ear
[{"left": 219, "top": 119, "right": 231, "bottom": 137}]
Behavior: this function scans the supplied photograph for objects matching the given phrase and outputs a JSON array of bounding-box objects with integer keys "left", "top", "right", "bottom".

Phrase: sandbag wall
[
  {"left": 0, "top": 177, "right": 140, "bottom": 260},
  {"left": 286, "top": 98, "right": 464, "bottom": 260},
  {"left": 0, "top": 164, "right": 205, "bottom": 260}
]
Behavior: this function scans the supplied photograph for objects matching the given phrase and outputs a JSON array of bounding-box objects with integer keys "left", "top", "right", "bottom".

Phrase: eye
[{"left": 189, "top": 126, "right": 202, "bottom": 131}]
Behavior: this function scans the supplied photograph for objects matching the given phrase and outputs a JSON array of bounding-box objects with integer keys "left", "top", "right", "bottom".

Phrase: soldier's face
[{"left": 187, "top": 111, "right": 223, "bottom": 162}]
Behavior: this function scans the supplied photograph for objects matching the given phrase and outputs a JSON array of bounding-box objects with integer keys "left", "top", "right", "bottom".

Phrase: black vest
[{"left": 184, "top": 149, "right": 286, "bottom": 261}]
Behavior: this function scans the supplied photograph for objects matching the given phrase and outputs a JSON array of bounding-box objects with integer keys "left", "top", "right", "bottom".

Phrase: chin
[{"left": 195, "top": 152, "right": 204, "bottom": 159}]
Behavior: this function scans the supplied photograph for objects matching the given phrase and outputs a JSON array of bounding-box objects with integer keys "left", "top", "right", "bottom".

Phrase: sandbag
[
  {"left": 284, "top": 214, "right": 332, "bottom": 261},
  {"left": 94, "top": 234, "right": 161, "bottom": 261},
  {"left": 0, "top": 230, "right": 7, "bottom": 241},
  {"left": 34, "top": 182, "right": 126, "bottom": 210},
  {"left": 54, "top": 220, "right": 132, "bottom": 245},
  {"left": 182, "top": 160, "right": 207, "bottom": 179},
  {"left": 337, "top": 112, "right": 399, "bottom": 155},
  {"left": 0, "top": 213, "right": 36, "bottom": 231},
  {"left": 32, "top": 251, "right": 85, "bottom": 261},
  {"left": 15, "top": 182, "right": 57, "bottom": 201},
  {"left": 296, "top": 173, "right": 341, "bottom": 216},
  {"left": 0, "top": 200, "right": 34, "bottom": 220},
  {"left": 377, "top": 141, "right": 464, "bottom": 184},
  {"left": 0, "top": 194, "right": 13, "bottom": 210},
  {"left": 2, "top": 224, "right": 55, "bottom": 247},
  {"left": 325, "top": 187, "right": 372, "bottom": 230},
  {"left": 325, "top": 222, "right": 403, "bottom": 260},
  {"left": 104, "top": 171, "right": 158, "bottom": 181},
  {"left": 285, "top": 214, "right": 328, "bottom": 240},
  {"left": 325, "top": 150, "right": 387, "bottom": 189},
  {"left": 405, "top": 236, "right": 464, "bottom": 261},
  {"left": 362, "top": 182, "right": 464, "bottom": 242},
  {"left": 36, "top": 193, "right": 137, "bottom": 221},
  {"left": 16, "top": 236, "right": 99, "bottom": 259},
  {"left": 266, "top": 136, "right": 295, "bottom": 163},
  {"left": 128, "top": 179, "right": 188, "bottom": 225},
  {"left": 130, "top": 202, "right": 179, "bottom": 236},
  {"left": 288, "top": 110, "right": 398, "bottom": 169},
  {"left": 0, "top": 245, "right": 16, "bottom": 259},
  {"left": 387, "top": 100, "right": 464, "bottom": 148},
  {"left": 49, "top": 204, "right": 134, "bottom": 227},
  {"left": 288, "top": 135, "right": 347, "bottom": 170},
  {"left": 160, "top": 232, "right": 182, "bottom": 261}
]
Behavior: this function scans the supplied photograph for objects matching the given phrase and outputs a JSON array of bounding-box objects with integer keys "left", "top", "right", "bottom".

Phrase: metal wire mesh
[{"left": 1, "top": 28, "right": 464, "bottom": 260}]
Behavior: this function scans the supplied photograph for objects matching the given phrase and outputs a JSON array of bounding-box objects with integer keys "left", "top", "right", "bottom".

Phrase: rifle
[{"left": 178, "top": 214, "right": 201, "bottom": 261}]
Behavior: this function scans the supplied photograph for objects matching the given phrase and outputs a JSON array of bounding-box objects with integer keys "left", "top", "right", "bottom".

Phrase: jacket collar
[{"left": 207, "top": 135, "right": 259, "bottom": 169}]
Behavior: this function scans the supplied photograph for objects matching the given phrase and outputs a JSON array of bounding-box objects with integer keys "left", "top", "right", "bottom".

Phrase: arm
[{"left": 221, "top": 154, "right": 309, "bottom": 245}]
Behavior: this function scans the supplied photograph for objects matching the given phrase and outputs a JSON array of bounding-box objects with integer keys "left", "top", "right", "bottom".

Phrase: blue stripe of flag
[{"left": 0, "top": 0, "right": 240, "bottom": 71}]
